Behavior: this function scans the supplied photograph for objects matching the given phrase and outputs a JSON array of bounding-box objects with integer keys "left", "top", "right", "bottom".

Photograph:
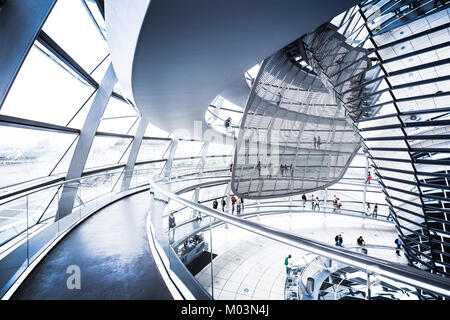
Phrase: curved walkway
[{"left": 11, "top": 191, "right": 172, "bottom": 300}]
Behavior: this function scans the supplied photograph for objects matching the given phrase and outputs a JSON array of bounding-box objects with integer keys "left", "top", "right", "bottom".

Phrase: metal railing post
[{"left": 164, "top": 138, "right": 178, "bottom": 178}]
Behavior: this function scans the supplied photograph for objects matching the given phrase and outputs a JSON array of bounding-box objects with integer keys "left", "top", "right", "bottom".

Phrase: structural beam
[
  {"left": 199, "top": 142, "right": 209, "bottom": 174},
  {"left": 121, "top": 118, "right": 149, "bottom": 191},
  {"left": 55, "top": 64, "right": 117, "bottom": 220}
]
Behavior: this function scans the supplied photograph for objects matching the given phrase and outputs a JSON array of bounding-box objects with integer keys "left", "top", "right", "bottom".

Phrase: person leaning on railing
[{"left": 357, "top": 236, "right": 365, "bottom": 246}]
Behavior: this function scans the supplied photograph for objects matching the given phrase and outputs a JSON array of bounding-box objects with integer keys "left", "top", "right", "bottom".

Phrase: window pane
[
  {"left": 85, "top": 135, "right": 132, "bottom": 170},
  {"left": 0, "top": 126, "right": 77, "bottom": 190},
  {"left": 207, "top": 143, "right": 234, "bottom": 156},
  {"left": 97, "top": 96, "right": 138, "bottom": 134},
  {"left": 173, "top": 158, "right": 201, "bottom": 169},
  {"left": 137, "top": 139, "right": 171, "bottom": 162},
  {"left": 42, "top": 0, "right": 109, "bottom": 72},
  {"left": 174, "top": 141, "right": 204, "bottom": 158},
  {"left": 1, "top": 46, "right": 95, "bottom": 126}
]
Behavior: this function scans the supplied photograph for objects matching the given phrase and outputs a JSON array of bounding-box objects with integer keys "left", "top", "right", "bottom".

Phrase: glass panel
[
  {"left": 90, "top": 55, "right": 110, "bottom": 83},
  {"left": 0, "top": 196, "right": 28, "bottom": 297},
  {"left": 0, "top": 126, "right": 77, "bottom": 190},
  {"left": 137, "top": 139, "right": 171, "bottom": 162},
  {"left": 204, "top": 156, "right": 232, "bottom": 168},
  {"left": 1, "top": 45, "right": 95, "bottom": 126},
  {"left": 97, "top": 117, "right": 137, "bottom": 135},
  {"left": 207, "top": 143, "right": 234, "bottom": 156},
  {"left": 173, "top": 158, "right": 202, "bottom": 169},
  {"left": 174, "top": 141, "right": 204, "bottom": 158},
  {"left": 84, "top": 135, "right": 132, "bottom": 170},
  {"left": 42, "top": 0, "right": 109, "bottom": 72},
  {"left": 97, "top": 97, "right": 138, "bottom": 134},
  {"left": 51, "top": 136, "right": 79, "bottom": 175}
]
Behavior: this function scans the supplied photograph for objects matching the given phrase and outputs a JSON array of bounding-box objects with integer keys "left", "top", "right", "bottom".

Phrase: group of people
[
  {"left": 300, "top": 194, "right": 338, "bottom": 211},
  {"left": 301, "top": 194, "right": 320, "bottom": 210},
  {"left": 313, "top": 136, "right": 322, "bottom": 149},
  {"left": 366, "top": 202, "right": 378, "bottom": 217},
  {"left": 332, "top": 195, "right": 342, "bottom": 211},
  {"left": 213, "top": 196, "right": 244, "bottom": 215},
  {"left": 279, "top": 164, "right": 294, "bottom": 177},
  {"left": 254, "top": 161, "right": 295, "bottom": 178},
  {"left": 335, "top": 234, "right": 365, "bottom": 248},
  {"left": 334, "top": 234, "right": 403, "bottom": 257},
  {"left": 284, "top": 235, "right": 403, "bottom": 275}
]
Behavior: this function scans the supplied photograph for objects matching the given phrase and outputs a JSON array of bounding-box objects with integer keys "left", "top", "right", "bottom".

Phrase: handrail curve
[{"left": 150, "top": 176, "right": 450, "bottom": 297}]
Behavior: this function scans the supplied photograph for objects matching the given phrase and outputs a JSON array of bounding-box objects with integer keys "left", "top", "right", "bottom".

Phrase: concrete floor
[{"left": 12, "top": 191, "right": 172, "bottom": 300}]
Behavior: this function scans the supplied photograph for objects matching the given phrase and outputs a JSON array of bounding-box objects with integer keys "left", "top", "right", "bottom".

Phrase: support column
[
  {"left": 193, "top": 187, "right": 200, "bottom": 218},
  {"left": 363, "top": 155, "right": 369, "bottom": 213},
  {"left": 226, "top": 181, "right": 231, "bottom": 212},
  {"left": 120, "top": 118, "right": 149, "bottom": 191},
  {"left": 199, "top": 141, "right": 209, "bottom": 174},
  {"left": 55, "top": 64, "right": 117, "bottom": 220},
  {"left": 164, "top": 138, "right": 178, "bottom": 178},
  {"left": 289, "top": 196, "right": 292, "bottom": 217},
  {"left": 0, "top": 0, "right": 56, "bottom": 108},
  {"left": 257, "top": 199, "right": 261, "bottom": 220}
]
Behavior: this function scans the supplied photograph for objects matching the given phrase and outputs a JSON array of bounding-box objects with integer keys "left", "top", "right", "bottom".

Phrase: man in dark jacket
[
  {"left": 221, "top": 197, "right": 226, "bottom": 212},
  {"left": 335, "top": 234, "right": 343, "bottom": 247}
]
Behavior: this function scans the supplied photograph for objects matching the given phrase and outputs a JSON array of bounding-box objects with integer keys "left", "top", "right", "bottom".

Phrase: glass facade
[
  {"left": 0, "top": 1, "right": 228, "bottom": 250},
  {"left": 303, "top": 0, "right": 450, "bottom": 280}
]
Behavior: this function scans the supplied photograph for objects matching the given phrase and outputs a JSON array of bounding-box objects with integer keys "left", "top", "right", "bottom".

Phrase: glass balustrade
[
  {"left": 148, "top": 167, "right": 449, "bottom": 300},
  {"left": 0, "top": 167, "right": 159, "bottom": 297}
]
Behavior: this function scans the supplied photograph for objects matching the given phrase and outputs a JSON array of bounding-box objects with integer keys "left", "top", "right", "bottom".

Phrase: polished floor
[
  {"left": 195, "top": 212, "right": 407, "bottom": 300},
  {"left": 11, "top": 191, "right": 172, "bottom": 300}
]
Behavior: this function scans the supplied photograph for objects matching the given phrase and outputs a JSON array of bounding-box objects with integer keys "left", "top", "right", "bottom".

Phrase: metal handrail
[
  {"left": 150, "top": 177, "right": 450, "bottom": 297},
  {"left": 300, "top": 244, "right": 405, "bottom": 288},
  {"left": 300, "top": 244, "right": 408, "bottom": 300},
  {"left": 0, "top": 167, "right": 129, "bottom": 206}
]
